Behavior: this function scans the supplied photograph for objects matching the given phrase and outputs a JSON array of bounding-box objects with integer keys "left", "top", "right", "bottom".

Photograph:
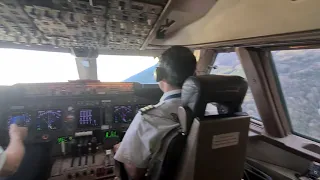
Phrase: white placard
[
  {"left": 75, "top": 131, "right": 93, "bottom": 137},
  {"left": 212, "top": 132, "right": 240, "bottom": 149}
]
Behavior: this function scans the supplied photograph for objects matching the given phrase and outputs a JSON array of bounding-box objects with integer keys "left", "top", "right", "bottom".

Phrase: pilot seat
[{"left": 148, "top": 75, "right": 251, "bottom": 180}]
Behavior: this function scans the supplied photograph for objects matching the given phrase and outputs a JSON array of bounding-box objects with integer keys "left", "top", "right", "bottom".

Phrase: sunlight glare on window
[{"left": 0, "top": 49, "right": 78, "bottom": 85}]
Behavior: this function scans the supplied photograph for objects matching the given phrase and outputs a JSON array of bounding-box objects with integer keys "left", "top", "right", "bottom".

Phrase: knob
[
  {"left": 44, "top": 10, "right": 52, "bottom": 18},
  {"left": 30, "top": 7, "right": 36, "bottom": 16},
  {"left": 83, "top": 171, "right": 87, "bottom": 176},
  {"left": 90, "top": 169, "right": 94, "bottom": 175},
  {"left": 75, "top": 173, "right": 80, "bottom": 178},
  {"left": 67, "top": 174, "right": 72, "bottom": 179},
  {"left": 70, "top": 13, "right": 75, "bottom": 22}
]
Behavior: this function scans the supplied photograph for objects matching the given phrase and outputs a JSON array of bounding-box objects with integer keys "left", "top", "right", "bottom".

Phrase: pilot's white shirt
[
  {"left": 0, "top": 147, "right": 6, "bottom": 171},
  {"left": 114, "top": 89, "right": 181, "bottom": 168}
]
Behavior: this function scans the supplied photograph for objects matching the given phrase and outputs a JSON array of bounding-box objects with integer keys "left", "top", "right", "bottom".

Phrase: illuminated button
[
  {"left": 42, "top": 134, "right": 49, "bottom": 140},
  {"left": 66, "top": 115, "right": 74, "bottom": 121}
]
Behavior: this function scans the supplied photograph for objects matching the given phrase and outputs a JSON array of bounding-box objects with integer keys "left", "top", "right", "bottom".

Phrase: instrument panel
[
  {"left": 0, "top": 82, "right": 162, "bottom": 180},
  {"left": 113, "top": 105, "right": 135, "bottom": 124},
  {"left": 0, "top": 82, "right": 161, "bottom": 148},
  {"left": 2, "top": 100, "right": 152, "bottom": 143}
]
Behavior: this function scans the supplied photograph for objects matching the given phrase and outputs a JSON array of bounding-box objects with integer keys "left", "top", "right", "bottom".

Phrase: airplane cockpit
[
  {"left": 0, "top": 0, "right": 320, "bottom": 180},
  {"left": 0, "top": 80, "right": 162, "bottom": 180}
]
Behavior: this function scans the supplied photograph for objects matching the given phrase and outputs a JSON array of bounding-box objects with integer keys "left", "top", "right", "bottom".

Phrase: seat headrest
[{"left": 182, "top": 75, "right": 248, "bottom": 118}]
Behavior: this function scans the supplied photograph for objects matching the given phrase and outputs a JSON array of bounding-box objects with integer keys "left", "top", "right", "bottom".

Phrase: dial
[
  {"left": 78, "top": 108, "right": 100, "bottom": 128},
  {"left": 113, "top": 105, "right": 134, "bottom": 123},
  {"left": 7, "top": 112, "right": 31, "bottom": 128},
  {"left": 36, "top": 110, "right": 62, "bottom": 130}
]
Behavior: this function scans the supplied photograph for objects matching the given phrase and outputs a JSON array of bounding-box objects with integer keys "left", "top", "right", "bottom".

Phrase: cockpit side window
[
  {"left": 210, "top": 52, "right": 261, "bottom": 120},
  {"left": 271, "top": 49, "right": 320, "bottom": 142}
]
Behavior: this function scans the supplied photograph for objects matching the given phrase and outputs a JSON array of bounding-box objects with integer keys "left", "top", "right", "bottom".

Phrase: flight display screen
[
  {"left": 36, "top": 110, "right": 62, "bottom": 131},
  {"left": 7, "top": 112, "right": 31, "bottom": 127},
  {"left": 77, "top": 108, "right": 100, "bottom": 128},
  {"left": 113, "top": 105, "right": 134, "bottom": 123}
]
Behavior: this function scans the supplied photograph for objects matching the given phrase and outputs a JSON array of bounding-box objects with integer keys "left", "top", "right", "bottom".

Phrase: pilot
[
  {"left": 0, "top": 124, "right": 28, "bottom": 177},
  {"left": 113, "top": 46, "right": 197, "bottom": 180}
]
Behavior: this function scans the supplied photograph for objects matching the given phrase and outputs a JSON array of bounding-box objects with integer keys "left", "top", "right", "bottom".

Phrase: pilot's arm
[
  {"left": 114, "top": 112, "right": 156, "bottom": 180},
  {"left": 0, "top": 124, "right": 28, "bottom": 177}
]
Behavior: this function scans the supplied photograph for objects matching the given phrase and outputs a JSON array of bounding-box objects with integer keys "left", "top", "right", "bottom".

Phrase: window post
[
  {"left": 236, "top": 47, "right": 289, "bottom": 138},
  {"left": 71, "top": 48, "right": 99, "bottom": 80},
  {"left": 194, "top": 49, "right": 217, "bottom": 75}
]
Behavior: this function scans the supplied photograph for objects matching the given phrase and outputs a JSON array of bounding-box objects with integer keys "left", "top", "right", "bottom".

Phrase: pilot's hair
[{"left": 159, "top": 46, "right": 197, "bottom": 87}]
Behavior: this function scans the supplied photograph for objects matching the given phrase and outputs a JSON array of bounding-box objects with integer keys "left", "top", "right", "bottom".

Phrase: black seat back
[
  {"left": 147, "top": 126, "right": 186, "bottom": 180},
  {"left": 176, "top": 75, "right": 250, "bottom": 180}
]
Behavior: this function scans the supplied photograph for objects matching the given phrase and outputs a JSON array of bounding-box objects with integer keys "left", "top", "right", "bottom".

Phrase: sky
[
  {"left": 97, "top": 55, "right": 157, "bottom": 82},
  {"left": 0, "top": 48, "right": 158, "bottom": 85}
]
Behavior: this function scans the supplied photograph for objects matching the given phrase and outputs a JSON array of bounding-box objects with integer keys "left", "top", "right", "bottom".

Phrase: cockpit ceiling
[
  {"left": 0, "top": 0, "right": 167, "bottom": 50},
  {"left": 151, "top": 0, "right": 320, "bottom": 47},
  {"left": 2, "top": 0, "right": 320, "bottom": 52}
]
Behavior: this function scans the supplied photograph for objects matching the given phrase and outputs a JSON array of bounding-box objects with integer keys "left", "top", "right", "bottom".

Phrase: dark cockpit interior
[
  {"left": 0, "top": 81, "right": 162, "bottom": 180},
  {"left": 1, "top": 0, "right": 320, "bottom": 179},
  {"left": 0, "top": 75, "right": 251, "bottom": 180}
]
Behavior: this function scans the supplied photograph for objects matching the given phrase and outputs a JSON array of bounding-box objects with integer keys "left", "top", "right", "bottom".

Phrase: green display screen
[
  {"left": 57, "top": 136, "right": 73, "bottom": 144},
  {"left": 105, "top": 130, "right": 118, "bottom": 138}
]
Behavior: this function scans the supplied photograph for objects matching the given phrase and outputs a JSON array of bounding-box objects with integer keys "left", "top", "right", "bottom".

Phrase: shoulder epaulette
[{"left": 139, "top": 105, "right": 156, "bottom": 114}]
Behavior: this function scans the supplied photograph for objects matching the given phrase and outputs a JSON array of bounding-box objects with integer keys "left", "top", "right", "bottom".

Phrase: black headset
[
  {"left": 154, "top": 46, "right": 197, "bottom": 86},
  {"left": 154, "top": 64, "right": 182, "bottom": 86},
  {"left": 154, "top": 64, "right": 196, "bottom": 84}
]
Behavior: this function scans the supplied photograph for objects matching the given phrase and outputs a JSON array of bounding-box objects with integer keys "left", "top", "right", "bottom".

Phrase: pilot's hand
[
  {"left": 113, "top": 143, "right": 121, "bottom": 154},
  {"left": 9, "top": 124, "right": 28, "bottom": 142}
]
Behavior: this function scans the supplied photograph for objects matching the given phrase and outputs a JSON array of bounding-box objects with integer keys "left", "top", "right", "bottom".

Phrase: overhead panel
[
  {"left": 0, "top": 0, "right": 167, "bottom": 50},
  {"left": 150, "top": 0, "right": 320, "bottom": 46}
]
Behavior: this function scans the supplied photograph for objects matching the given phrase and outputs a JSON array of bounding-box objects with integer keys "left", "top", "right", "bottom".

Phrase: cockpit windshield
[
  {"left": 0, "top": 49, "right": 158, "bottom": 85},
  {"left": 97, "top": 55, "right": 158, "bottom": 83}
]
